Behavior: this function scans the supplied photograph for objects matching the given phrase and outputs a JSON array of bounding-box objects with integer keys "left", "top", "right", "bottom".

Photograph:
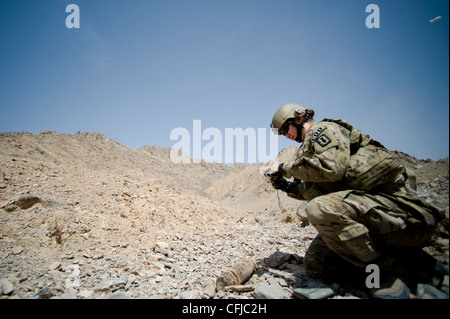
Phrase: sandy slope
[{"left": 1, "top": 131, "right": 448, "bottom": 299}]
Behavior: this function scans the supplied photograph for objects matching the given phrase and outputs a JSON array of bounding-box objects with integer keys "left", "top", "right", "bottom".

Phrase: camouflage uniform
[{"left": 282, "top": 119, "right": 444, "bottom": 268}]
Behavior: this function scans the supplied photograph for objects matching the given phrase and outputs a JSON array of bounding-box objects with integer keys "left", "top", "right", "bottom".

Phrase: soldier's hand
[
  {"left": 264, "top": 162, "right": 283, "bottom": 178},
  {"left": 285, "top": 182, "right": 301, "bottom": 199},
  {"left": 270, "top": 177, "right": 290, "bottom": 190}
]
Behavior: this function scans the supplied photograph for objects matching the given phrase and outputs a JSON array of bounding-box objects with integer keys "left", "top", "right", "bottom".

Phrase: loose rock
[
  {"left": 254, "top": 280, "right": 288, "bottom": 299},
  {"left": 1, "top": 278, "right": 15, "bottom": 295}
]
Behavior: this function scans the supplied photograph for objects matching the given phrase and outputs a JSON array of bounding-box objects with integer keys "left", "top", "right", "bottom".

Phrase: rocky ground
[{"left": 0, "top": 131, "right": 448, "bottom": 299}]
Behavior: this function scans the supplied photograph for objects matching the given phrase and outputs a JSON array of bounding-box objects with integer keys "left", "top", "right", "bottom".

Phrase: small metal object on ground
[{"left": 216, "top": 258, "right": 256, "bottom": 292}]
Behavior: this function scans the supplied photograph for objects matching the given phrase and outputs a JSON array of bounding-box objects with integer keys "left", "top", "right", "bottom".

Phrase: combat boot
[
  {"left": 304, "top": 235, "right": 363, "bottom": 283},
  {"left": 395, "top": 246, "right": 449, "bottom": 280},
  {"left": 368, "top": 247, "right": 411, "bottom": 299},
  {"left": 392, "top": 246, "right": 449, "bottom": 297},
  {"left": 370, "top": 278, "right": 411, "bottom": 299}
]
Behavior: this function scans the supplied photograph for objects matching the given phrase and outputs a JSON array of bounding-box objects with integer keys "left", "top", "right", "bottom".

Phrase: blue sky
[{"left": 0, "top": 0, "right": 448, "bottom": 163}]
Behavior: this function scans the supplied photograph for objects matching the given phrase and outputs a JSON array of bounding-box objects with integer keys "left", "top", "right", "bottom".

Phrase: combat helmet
[{"left": 271, "top": 103, "right": 312, "bottom": 142}]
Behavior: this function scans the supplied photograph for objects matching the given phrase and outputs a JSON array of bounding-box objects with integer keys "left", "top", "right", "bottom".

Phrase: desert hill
[
  {"left": 0, "top": 131, "right": 448, "bottom": 299},
  {"left": 0, "top": 131, "right": 237, "bottom": 194}
]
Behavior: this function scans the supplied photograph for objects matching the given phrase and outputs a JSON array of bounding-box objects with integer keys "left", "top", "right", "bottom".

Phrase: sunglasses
[{"left": 280, "top": 119, "right": 295, "bottom": 136}]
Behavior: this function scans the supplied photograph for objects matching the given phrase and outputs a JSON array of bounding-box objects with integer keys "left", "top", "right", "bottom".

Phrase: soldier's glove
[
  {"left": 270, "top": 176, "right": 290, "bottom": 190},
  {"left": 285, "top": 181, "right": 303, "bottom": 200},
  {"left": 265, "top": 163, "right": 292, "bottom": 191},
  {"left": 264, "top": 162, "right": 281, "bottom": 178},
  {"left": 263, "top": 162, "right": 293, "bottom": 179}
]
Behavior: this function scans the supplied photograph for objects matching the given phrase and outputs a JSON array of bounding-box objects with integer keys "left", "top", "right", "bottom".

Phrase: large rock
[
  {"left": 4, "top": 195, "right": 42, "bottom": 211},
  {"left": 265, "top": 251, "right": 292, "bottom": 268},
  {"left": 254, "top": 279, "right": 287, "bottom": 299},
  {"left": 0, "top": 278, "right": 15, "bottom": 295}
]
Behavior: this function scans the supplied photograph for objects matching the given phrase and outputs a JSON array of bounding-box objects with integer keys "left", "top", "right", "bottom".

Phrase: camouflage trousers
[{"left": 304, "top": 187, "right": 443, "bottom": 267}]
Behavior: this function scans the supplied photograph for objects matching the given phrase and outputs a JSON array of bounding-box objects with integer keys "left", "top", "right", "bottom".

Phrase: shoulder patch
[
  {"left": 317, "top": 134, "right": 331, "bottom": 147},
  {"left": 311, "top": 126, "right": 327, "bottom": 143}
]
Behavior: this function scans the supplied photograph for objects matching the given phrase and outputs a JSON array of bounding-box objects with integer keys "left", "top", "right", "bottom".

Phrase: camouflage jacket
[{"left": 284, "top": 119, "right": 407, "bottom": 201}]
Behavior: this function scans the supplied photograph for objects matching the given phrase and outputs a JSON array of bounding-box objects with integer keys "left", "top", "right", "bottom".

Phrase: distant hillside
[{"left": 0, "top": 131, "right": 238, "bottom": 194}]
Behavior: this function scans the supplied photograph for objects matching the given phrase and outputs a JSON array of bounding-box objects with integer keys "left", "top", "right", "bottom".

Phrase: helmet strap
[{"left": 293, "top": 111, "right": 311, "bottom": 143}]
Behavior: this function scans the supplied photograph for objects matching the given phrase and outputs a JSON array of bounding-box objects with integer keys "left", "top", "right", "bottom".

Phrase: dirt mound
[
  {"left": 204, "top": 147, "right": 300, "bottom": 217},
  {"left": 0, "top": 131, "right": 237, "bottom": 194},
  {"left": 0, "top": 131, "right": 246, "bottom": 299}
]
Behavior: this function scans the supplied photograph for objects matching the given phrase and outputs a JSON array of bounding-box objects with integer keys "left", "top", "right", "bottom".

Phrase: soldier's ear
[{"left": 294, "top": 117, "right": 303, "bottom": 125}]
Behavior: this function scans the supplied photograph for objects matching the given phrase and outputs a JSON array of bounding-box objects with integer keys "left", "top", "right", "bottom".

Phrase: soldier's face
[
  {"left": 285, "top": 124, "right": 298, "bottom": 141},
  {"left": 285, "top": 118, "right": 303, "bottom": 141}
]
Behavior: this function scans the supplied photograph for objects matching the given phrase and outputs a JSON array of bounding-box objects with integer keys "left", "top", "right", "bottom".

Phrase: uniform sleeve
[{"left": 283, "top": 123, "right": 351, "bottom": 182}]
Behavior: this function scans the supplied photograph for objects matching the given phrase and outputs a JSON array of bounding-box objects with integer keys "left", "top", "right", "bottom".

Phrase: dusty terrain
[{"left": 0, "top": 131, "right": 448, "bottom": 299}]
